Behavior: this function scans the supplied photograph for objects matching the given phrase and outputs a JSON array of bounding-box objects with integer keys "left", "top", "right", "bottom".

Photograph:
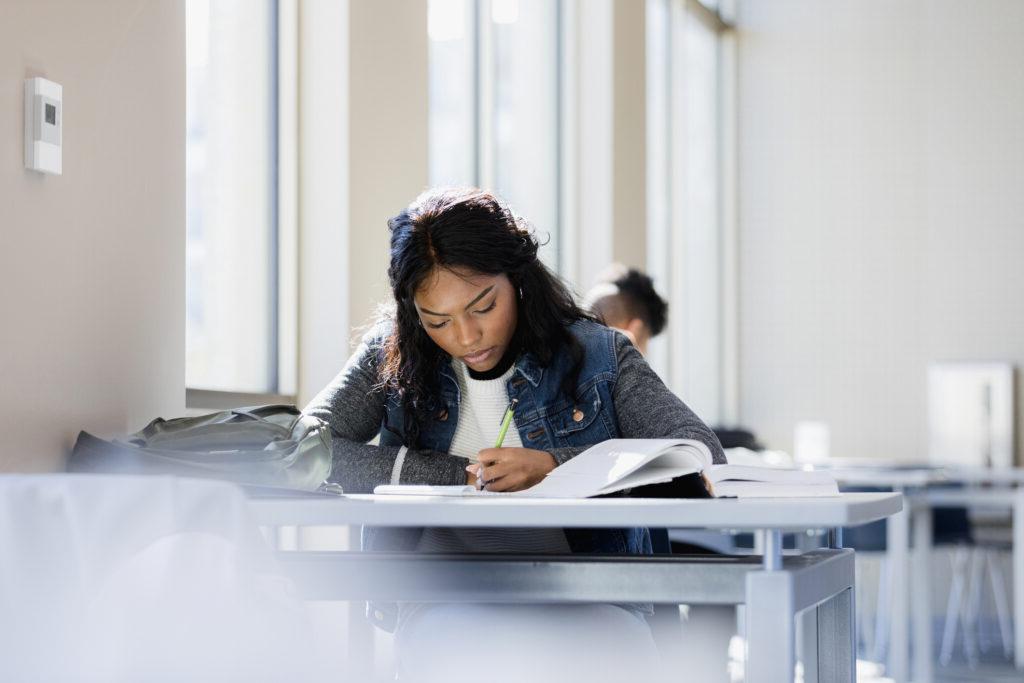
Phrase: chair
[
  {"left": 936, "top": 495, "right": 1014, "bottom": 667},
  {"left": 0, "top": 474, "right": 324, "bottom": 682},
  {"left": 649, "top": 527, "right": 687, "bottom": 662},
  {"left": 649, "top": 527, "right": 739, "bottom": 682}
]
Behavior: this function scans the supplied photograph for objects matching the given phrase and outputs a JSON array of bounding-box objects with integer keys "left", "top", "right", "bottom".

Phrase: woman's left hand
[{"left": 466, "top": 448, "right": 556, "bottom": 492}]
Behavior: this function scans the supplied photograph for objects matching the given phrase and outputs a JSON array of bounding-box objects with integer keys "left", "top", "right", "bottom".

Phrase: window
[
  {"left": 646, "top": 0, "right": 735, "bottom": 423},
  {"left": 186, "top": 0, "right": 294, "bottom": 398},
  {"left": 428, "top": 0, "right": 476, "bottom": 186},
  {"left": 428, "top": 0, "right": 562, "bottom": 270}
]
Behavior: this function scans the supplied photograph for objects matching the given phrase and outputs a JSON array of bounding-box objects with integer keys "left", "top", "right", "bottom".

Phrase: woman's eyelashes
[{"left": 422, "top": 299, "right": 497, "bottom": 329}]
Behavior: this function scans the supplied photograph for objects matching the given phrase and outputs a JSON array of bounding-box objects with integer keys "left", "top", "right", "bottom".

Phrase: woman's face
[{"left": 413, "top": 267, "right": 518, "bottom": 372}]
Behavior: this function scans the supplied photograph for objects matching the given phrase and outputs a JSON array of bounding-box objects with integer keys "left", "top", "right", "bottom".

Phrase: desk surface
[
  {"left": 828, "top": 465, "right": 1024, "bottom": 488},
  {"left": 248, "top": 491, "right": 902, "bottom": 531}
]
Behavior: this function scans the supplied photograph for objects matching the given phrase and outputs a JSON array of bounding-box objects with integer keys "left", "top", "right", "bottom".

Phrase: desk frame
[
  {"left": 252, "top": 493, "right": 901, "bottom": 683},
  {"left": 832, "top": 475, "right": 1024, "bottom": 683},
  {"left": 899, "top": 486, "right": 1024, "bottom": 682}
]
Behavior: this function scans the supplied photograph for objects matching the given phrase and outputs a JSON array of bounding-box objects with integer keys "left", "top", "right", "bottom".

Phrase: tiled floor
[
  {"left": 932, "top": 652, "right": 1022, "bottom": 683},
  {"left": 935, "top": 664, "right": 1023, "bottom": 682}
]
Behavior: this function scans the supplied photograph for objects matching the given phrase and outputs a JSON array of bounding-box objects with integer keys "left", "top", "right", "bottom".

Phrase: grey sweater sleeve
[
  {"left": 302, "top": 333, "right": 470, "bottom": 493},
  {"left": 549, "top": 332, "right": 726, "bottom": 466}
]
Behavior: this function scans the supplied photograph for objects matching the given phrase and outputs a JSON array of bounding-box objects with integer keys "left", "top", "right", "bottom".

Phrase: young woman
[{"left": 305, "top": 187, "right": 724, "bottom": 682}]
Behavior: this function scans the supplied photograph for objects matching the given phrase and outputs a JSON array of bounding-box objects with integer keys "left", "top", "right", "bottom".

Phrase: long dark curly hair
[{"left": 379, "top": 187, "right": 595, "bottom": 446}]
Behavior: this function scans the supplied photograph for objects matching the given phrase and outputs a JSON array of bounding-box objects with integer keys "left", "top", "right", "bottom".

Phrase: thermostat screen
[{"left": 45, "top": 103, "right": 56, "bottom": 125}]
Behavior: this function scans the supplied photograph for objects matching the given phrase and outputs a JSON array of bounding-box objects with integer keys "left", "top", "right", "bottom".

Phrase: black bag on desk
[{"left": 69, "top": 404, "right": 335, "bottom": 492}]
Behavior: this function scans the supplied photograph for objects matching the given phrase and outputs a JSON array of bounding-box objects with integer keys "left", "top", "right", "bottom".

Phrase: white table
[
  {"left": 827, "top": 466, "right": 1024, "bottom": 683},
  {"left": 250, "top": 492, "right": 902, "bottom": 683}
]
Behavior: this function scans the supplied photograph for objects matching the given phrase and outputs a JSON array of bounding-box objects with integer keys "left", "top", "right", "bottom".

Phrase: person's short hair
[{"left": 585, "top": 265, "right": 668, "bottom": 337}]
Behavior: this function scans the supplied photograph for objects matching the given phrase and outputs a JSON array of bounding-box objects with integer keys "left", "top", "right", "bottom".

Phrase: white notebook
[{"left": 373, "top": 439, "right": 839, "bottom": 499}]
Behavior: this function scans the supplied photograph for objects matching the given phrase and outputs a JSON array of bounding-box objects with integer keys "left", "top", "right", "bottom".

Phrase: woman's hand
[{"left": 465, "top": 448, "right": 556, "bottom": 492}]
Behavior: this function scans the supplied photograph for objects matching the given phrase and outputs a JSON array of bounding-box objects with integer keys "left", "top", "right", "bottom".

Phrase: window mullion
[
  {"left": 277, "top": 0, "right": 299, "bottom": 398},
  {"left": 476, "top": 0, "right": 495, "bottom": 189}
]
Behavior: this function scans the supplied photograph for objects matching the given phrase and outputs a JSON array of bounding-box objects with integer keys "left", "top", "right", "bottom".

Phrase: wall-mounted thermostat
[{"left": 24, "top": 77, "right": 62, "bottom": 175}]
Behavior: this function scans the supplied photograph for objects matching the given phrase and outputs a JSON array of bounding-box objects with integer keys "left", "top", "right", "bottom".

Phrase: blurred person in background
[{"left": 584, "top": 264, "right": 668, "bottom": 357}]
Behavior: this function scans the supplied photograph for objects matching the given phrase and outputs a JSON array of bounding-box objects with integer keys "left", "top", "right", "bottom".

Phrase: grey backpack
[{"left": 70, "top": 405, "right": 335, "bottom": 492}]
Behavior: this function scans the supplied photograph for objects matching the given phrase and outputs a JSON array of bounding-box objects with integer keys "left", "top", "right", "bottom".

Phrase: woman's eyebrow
[{"left": 419, "top": 285, "right": 495, "bottom": 317}]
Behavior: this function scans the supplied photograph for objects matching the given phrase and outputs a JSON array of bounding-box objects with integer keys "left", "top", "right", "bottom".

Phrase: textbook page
[
  {"left": 522, "top": 439, "right": 712, "bottom": 498},
  {"left": 703, "top": 464, "right": 838, "bottom": 486},
  {"left": 373, "top": 485, "right": 503, "bottom": 496},
  {"left": 711, "top": 481, "right": 839, "bottom": 498}
]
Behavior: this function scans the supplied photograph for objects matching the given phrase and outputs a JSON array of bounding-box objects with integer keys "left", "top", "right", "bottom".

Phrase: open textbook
[{"left": 373, "top": 439, "right": 839, "bottom": 499}]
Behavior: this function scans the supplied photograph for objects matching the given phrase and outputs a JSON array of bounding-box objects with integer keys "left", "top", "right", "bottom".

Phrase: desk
[
  {"left": 910, "top": 485, "right": 1024, "bottom": 682},
  {"left": 250, "top": 492, "right": 901, "bottom": 683},
  {"left": 827, "top": 467, "right": 1024, "bottom": 683}
]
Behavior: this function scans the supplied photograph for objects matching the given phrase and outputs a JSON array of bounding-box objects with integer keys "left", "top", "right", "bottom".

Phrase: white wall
[
  {"left": 0, "top": 0, "right": 185, "bottom": 471},
  {"left": 347, "top": 0, "right": 428, "bottom": 342},
  {"left": 736, "top": 0, "right": 1024, "bottom": 461}
]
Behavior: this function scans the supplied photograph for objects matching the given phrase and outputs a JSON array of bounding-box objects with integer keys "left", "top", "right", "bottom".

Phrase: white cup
[{"left": 794, "top": 421, "right": 830, "bottom": 462}]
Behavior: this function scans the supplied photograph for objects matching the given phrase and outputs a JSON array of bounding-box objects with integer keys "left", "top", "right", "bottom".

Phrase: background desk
[
  {"left": 828, "top": 466, "right": 1024, "bottom": 683},
  {"left": 250, "top": 492, "right": 901, "bottom": 683},
  {"left": 911, "top": 485, "right": 1024, "bottom": 682}
]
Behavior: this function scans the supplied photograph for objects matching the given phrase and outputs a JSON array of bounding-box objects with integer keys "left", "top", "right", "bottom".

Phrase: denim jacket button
[
  {"left": 437, "top": 409, "right": 448, "bottom": 421},
  {"left": 572, "top": 408, "right": 584, "bottom": 423}
]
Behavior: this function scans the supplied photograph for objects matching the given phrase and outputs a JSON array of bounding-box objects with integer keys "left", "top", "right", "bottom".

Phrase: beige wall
[
  {"left": 296, "top": 0, "right": 428, "bottom": 406},
  {"left": 0, "top": 0, "right": 185, "bottom": 471},
  {"left": 348, "top": 0, "right": 428, "bottom": 337},
  {"left": 736, "top": 0, "right": 1024, "bottom": 461},
  {"left": 563, "top": 0, "right": 649, "bottom": 290},
  {"left": 611, "top": 0, "right": 647, "bottom": 272}
]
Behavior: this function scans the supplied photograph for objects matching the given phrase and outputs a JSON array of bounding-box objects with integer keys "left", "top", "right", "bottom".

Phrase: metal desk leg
[
  {"left": 800, "top": 606, "right": 820, "bottom": 683},
  {"left": 887, "top": 494, "right": 911, "bottom": 683},
  {"left": 748, "top": 531, "right": 855, "bottom": 683},
  {"left": 813, "top": 528, "right": 855, "bottom": 683},
  {"left": 816, "top": 586, "right": 855, "bottom": 683},
  {"left": 1015, "top": 489, "right": 1024, "bottom": 669},
  {"left": 746, "top": 530, "right": 795, "bottom": 683},
  {"left": 343, "top": 525, "right": 374, "bottom": 681},
  {"left": 911, "top": 499, "right": 933, "bottom": 683}
]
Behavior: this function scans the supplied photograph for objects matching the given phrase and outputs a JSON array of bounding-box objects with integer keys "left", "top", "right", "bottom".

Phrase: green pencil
[
  {"left": 479, "top": 399, "right": 518, "bottom": 491},
  {"left": 494, "top": 398, "right": 519, "bottom": 448}
]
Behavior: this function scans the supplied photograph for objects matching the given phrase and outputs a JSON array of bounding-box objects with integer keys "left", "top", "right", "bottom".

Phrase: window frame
[
  {"left": 185, "top": 0, "right": 299, "bottom": 410},
  {"left": 645, "top": 0, "right": 736, "bottom": 424},
  {"left": 428, "top": 0, "right": 568, "bottom": 273}
]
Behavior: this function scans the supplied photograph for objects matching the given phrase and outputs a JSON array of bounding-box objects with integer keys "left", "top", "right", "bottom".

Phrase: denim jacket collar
[
  {"left": 512, "top": 351, "right": 544, "bottom": 387},
  {"left": 437, "top": 349, "right": 544, "bottom": 390}
]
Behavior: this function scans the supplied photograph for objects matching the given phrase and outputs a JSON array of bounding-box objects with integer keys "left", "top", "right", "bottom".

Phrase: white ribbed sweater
[
  {"left": 448, "top": 360, "right": 523, "bottom": 460},
  {"left": 416, "top": 359, "right": 570, "bottom": 553}
]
